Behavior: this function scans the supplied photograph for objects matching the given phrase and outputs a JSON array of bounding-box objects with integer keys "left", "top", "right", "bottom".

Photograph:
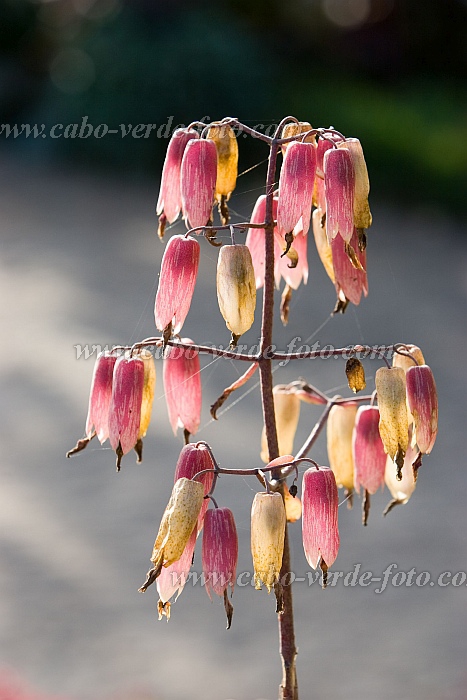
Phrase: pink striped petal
[
  {"left": 277, "top": 222, "right": 308, "bottom": 290},
  {"left": 245, "top": 195, "right": 281, "bottom": 289},
  {"left": 331, "top": 226, "right": 368, "bottom": 305},
  {"left": 157, "top": 526, "right": 197, "bottom": 605},
  {"left": 85, "top": 352, "right": 117, "bottom": 443},
  {"left": 156, "top": 128, "right": 199, "bottom": 223},
  {"left": 353, "top": 406, "right": 387, "bottom": 494},
  {"left": 302, "top": 466, "right": 340, "bottom": 569},
  {"left": 181, "top": 139, "right": 217, "bottom": 229},
  {"left": 202, "top": 508, "right": 238, "bottom": 599},
  {"left": 324, "top": 148, "right": 355, "bottom": 242},
  {"left": 163, "top": 339, "right": 201, "bottom": 436},
  {"left": 154, "top": 234, "right": 200, "bottom": 334},
  {"left": 277, "top": 142, "right": 316, "bottom": 237},
  {"left": 174, "top": 443, "right": 215, "bottom": 530},
  {"left": 108, "top": 355, "right": 144, "bottom": 455},
  {"left": 406, "top": 365, "right": 438, "bottom": 454}
]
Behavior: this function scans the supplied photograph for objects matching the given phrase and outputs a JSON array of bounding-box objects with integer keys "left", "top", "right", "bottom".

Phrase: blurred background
[{"left": 1, "top": 1, "right": 466, "bottom": 699}]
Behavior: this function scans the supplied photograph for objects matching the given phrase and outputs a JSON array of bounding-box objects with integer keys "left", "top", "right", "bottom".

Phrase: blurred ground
[{"left": 0, "top": 155, "right": 466, "bottom": 700}]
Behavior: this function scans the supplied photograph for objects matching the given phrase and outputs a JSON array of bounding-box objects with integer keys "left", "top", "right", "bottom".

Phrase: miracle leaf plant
[{"left": 67, "top": 116, "right": 439, "bottom": 700}]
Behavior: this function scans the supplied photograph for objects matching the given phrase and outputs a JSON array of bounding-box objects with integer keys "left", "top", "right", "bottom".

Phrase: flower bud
[
  {"left": 326, "top": 403, "right": 358, "bottom": 491},
  {"left": 345, "top": 357, "right": 366, "bottom": 393},
  {"left": 375, "top": 367, "right": 409, "bottom": 475},
  {"left": 154, "top": 234, "right": 200, "bottom": 336},
  {"left": 85, "top": 351, "right": 117, "bottom": 443},
  {"left": 216, "top": 244, "right": 256, "bottom": 345},
  {"left": 277, "top": 141, "right": 316, "bottom": 237},
  {"left": 163, "top": 340, "right": 201, "bottom": 439},
  {"left": 206, "top": 123, "right": 238, "bottom": 201},
  {"left": 406, "top": 365, "right": 438, "bottom": 454},
  {"left": 140, "top": 477, "right": 205, "bottom": 591},
  {"left": 251, "top": 492, "right": 286, "bottom": 592},
  {"left": 156, "top": 128, "right": 199, "bottom": 236},
  {"left": 302, "top": 466, "right": 340, "bottom": 572},
  {"left": 156, "top": 527, "right": 196, "bottom": 620},
  {"left": 173, "top": 443, "right": 214, "bottom": 531},
  {"left": 312, "top": 208, "right": 335, "bottom": 282},
  {"left": 181, "top": 139, "right": 217, "bottom": 229},
  {"left": 260, "top": 385, "right": 301, "bottom": 463},
  {"left": 337, "top": 138, "right": 372, "bottom": 229},
  {"left": 108, "top": 354, "right": 145, "bottom": 470},
  {"left": 202, "top": 507, "right": 238, "bottom": 628},
  {"left": 324, "top": 147, "right": 355, "bottom": 243},
  {"left": 245, "top": 195, "right": 281, "bottom": 289},
  {"left": 353, "top": 406, "right": 386, "bottom": 494}
]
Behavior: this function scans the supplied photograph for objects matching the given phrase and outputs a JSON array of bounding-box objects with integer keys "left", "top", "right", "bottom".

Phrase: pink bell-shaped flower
[
  {"left": 406, "top": 365, "right": 438, "bottom": 454},
  {"left": 245, "top": 194, "right": 281, "bottom": 289},
  {"left": 108, "top": 354, "right": 145, "bottom": 470},
  {"left": 202, "top": 507, "right": 238, "bottom": 628},
  {"left": 85, "top": 351, "right": 117, "bottom": 443},
  {"left": 174, "top": 443, "right": 215, "bottom": 531},
  {"left": 331, "top": 226, "right": 368, "bottom": 306},
  {"left": 156, "top": 526, "right": 196, "bottom": 621},
  {"left": 277, "top": 141, "right": 316, "bottom": 237},
  {"left": 181, "top": 139, "right": 217, "bottom": 229},
  {"left": 163, "top": 339, "right": 201, "bottom": 440},
  {"left": 353, "top": 406, "right": 387, "bottom": 495},
  {"left": 154, "top": 234, "right": 200, "bottom": 337},
  {"left": 324, "top": 147, "right": 355, "bottom": 243},
  {"left": 156, "top": 128, "right": 199, "bottom": 237},
  {"left": 302, "top": 466, "right": 340, "bottom": 587}
]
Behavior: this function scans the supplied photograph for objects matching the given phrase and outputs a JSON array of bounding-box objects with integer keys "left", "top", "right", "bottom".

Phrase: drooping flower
[
  {"left": 375, "top": 366, "right": 409, "bottom": 477},
  {"left": 180, "top": 139, "right": 217, "bottom": 229},
  {"left": 331, "top": 225, "right": 368, "bottom": 307},
  {"left": 245, "top": 194, "right": 281, "bottom": 289},
  {"left": 326, "top": 403, "right": 358, "bottom": 492},
  {"left": 134, "top": 349, "right": 156, "bottom": 463},
  {"left": 277, "top": 141, "right": 316, "bottom": 237},
  {"left": 337, "top": 138, "right": 372, "bottom": 229},
  {"left": 163, "top": 339, "right": 201, "bottom": 441},
  {"left": 108, "top": 354, "right": 145, "bottom": 470},
  {"left": 156, "top": 526, "right": 196, "bottom": 620},
  {"left": 156, "top": 127, "right": 199, "bottom": 238},
  {"left": 260, "top": 385, "right": 301, "bottom": 463},
  {"left": 392, "top": 344, "right": 426, "bottom": 423},
  {"left": 251, "top": 492, "right": 286, "bottom": 592},
  {"left": 406, "top": 365, "right": 438, "bottom": 454},
  {"left": 324, "top": 147, "right": 355, "bottom": 243},
  {"left": 216, "top": 244, "right": 256, "bottom": 346},
  {"left": 276, "top": 222, "right": 309, "bottom": 290},
  {"left": 154, "top": 234, "right": 200, "bottom": 338},
  {"left": 202, "top": 507, "right": 238, "bottom": 628},
  {"left": 206, "top": 123, "right": 238, "bottom": 224},
  {"left": 281, "top": 120, "right": 315, "bottom": 154},
  {"left": 85, "top": 351, "right": 118, "bottom": 443},
  {"left": 173, "top": 443, "right": 214, "bottom": 531},
  {"left": 353, "top": 406, "right": 386, "bottom": 495},
  {"left": 139, "top": 477, "right": 205, "bottom": 591},
  {"left": 302, "top": 466, "right": 340, "bottom": 585},
  {"left": 384, "top": 432, "right": 418, "bottom": 514}
]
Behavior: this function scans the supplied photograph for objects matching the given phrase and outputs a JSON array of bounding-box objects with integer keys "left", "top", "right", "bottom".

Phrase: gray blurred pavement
[{"left": 0, "top": 156, "right": 466, "bottom": 700}]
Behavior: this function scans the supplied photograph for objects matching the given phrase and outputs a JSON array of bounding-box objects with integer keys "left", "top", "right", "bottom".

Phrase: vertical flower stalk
[
  {"left": 163, "top": 340, "right": 201, "bottom": 443},
  {"left": 326, "top": 403, "right": 358, "bottom": 501},
  {"left": 216, "top": 244, "right": 256, "bottom": 346},
  {"left": 375, "top": 366, "right": 409, "bottom": 479},
  {"left": 202, "top": 507, "right": 238, "bottom": 628},
  {"left": 154, "top": 234, "right": 200, "bottom": 341},
  {"left": 156, "top": 127, "right": 199, "bottom": 238},
  {"left": 108, "top": 354, "right": 145, "bottom": 471},
  {"left": 302, "top": 466, "right": 340, "bottom": 587},
  {"left": 352, "top": 406, "right": 387, "bottom": 525},
  {"left": 181, "top": 139, "right": 217, "bottom": 229},
  {"left": 207, "top": 123, "right": 238, "bottom": 225}
]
